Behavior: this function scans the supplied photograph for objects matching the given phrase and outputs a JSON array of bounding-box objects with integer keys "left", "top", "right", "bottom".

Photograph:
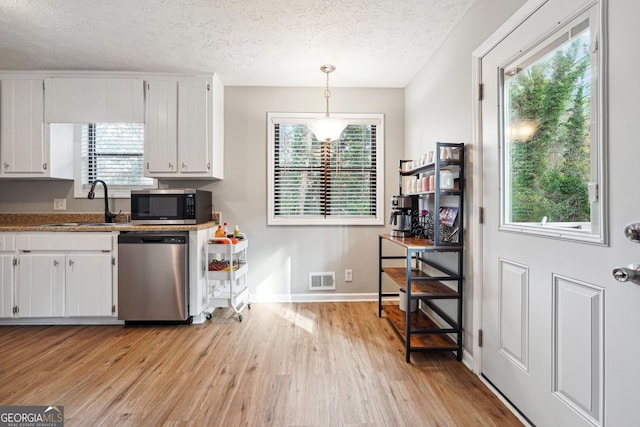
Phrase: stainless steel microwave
[{"left": 130, "top": 189, "right": 212, "bottom": 225}]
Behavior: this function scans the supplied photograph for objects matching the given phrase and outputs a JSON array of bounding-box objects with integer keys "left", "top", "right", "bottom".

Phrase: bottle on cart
[
  {"left": 223, "top": 222, "right": 230, "bottom": 237},
  {"left": 234, "top": 225, "right": 241, "bottom": 238},
  {"left": 215, "top": 224, "right": 225, "bottom": 238}
]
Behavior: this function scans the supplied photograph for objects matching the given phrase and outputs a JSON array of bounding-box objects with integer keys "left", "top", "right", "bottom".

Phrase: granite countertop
[{"left": 0, "top": 213, "right": 217, "bottom": 232}]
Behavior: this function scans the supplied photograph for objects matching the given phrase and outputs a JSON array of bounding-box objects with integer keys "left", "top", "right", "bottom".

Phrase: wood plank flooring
[{"left": 0, "top": 302, "right": 522, "bottom": 426}]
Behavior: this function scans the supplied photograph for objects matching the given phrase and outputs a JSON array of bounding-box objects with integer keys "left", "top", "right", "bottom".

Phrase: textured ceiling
[{"left": 0, "top": 0, "right": 476, "bottom": 87}]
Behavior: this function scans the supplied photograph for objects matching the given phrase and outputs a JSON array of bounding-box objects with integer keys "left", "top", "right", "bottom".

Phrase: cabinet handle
[
  {"left": 182, "top": 162, "right": 186, "bottom": 169},
  {"left": 169, "top": 162, "right": 174, "bottom": 169},
  {"left": 3, "top": 162, "right": 9, "bottom": 170},
  {"left": 207, "top": 162, "right": 210, "bottom": 170},
  {"left": 53, "top": 260, "right": 59, "bottom": 266},
  {"left": 43, "top": 163, "right": 48, "bottom": 170},
  {"left": 68, "top": 260, "right": 74, "bottom": 266}
]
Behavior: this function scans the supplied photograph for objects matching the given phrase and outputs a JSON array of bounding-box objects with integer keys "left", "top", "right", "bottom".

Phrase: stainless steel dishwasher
[{"left": 118, "top": 232, "right": 189, "bottom": 322}]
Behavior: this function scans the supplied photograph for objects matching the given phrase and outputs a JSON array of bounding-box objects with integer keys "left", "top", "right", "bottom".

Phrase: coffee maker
[{"left": 390, "top": 195, "right": 419, "bottom": 237}]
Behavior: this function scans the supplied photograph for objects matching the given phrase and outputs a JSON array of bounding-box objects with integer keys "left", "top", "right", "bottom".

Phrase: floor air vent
[{"left": 309, "top": 272, "right": 336, "bottom": 291}]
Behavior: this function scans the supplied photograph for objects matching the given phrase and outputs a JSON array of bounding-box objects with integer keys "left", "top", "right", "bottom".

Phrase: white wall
[
  {"left": 404, "top": 0, "right": 526, "bottom": 355},
  {"left": 206, "top": 86, "right": 405, "bottom": 300}
]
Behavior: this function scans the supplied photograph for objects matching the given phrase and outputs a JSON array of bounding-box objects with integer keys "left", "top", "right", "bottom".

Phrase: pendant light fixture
[{"left": 308, "top": 64, "right": 348, "bottom": 142}]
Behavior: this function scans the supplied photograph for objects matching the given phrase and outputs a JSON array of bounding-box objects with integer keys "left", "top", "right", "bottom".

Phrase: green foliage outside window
[
  {"left": 506, "top": 31, "right": 591, "bottom": 223},
  {"left": 274, "top": 123, "right": 376, "bottom": 218}
]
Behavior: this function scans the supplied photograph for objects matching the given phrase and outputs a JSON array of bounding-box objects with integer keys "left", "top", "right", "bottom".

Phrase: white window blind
[
  {"left": 80, "top": 123, "right": 154, "bottom": 191},
  {"left": 268, "top": 113, "right": 384, "bottom": 225}
]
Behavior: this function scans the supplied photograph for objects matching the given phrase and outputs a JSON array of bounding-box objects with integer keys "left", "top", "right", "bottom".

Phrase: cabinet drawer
[
  {"left": 16, "top": 233, "right": 112, "bottom": 251},
  {"left": 0, "top": 234, "right": 16, "bottom": 252}
]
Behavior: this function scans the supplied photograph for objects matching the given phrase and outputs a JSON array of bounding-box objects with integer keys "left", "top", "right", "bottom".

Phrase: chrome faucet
[{"left": 88, "top": 179, "right": 117, "bottom": 223}]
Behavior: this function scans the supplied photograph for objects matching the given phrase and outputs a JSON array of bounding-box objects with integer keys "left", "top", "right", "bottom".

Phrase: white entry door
[{"left": 479, "top": 0, "right": 640, "bottom": 426}]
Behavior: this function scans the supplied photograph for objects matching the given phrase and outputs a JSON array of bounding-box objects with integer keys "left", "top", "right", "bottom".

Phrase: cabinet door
[
  {"left": 44, "top": 78, "right": 144, "bottom": 123},
  {"left": 17, "top": 254, "right": 65, "bottom": 317},
  {"left": 178, "top": 78, "right": 210, "bottom": 174},
  {"left": 0, "top": 79, "right": 46, "bottom": 174},
  {"left": 144, "top": 80, "right": 178, "bottom": 175},
  {"left": 209, "top": 74, "right": 224, "bottom": 179},
  {"left": 0, "top": 254, "right": 15, "bottom": 318},
  {"left": 66, "top": 254, "right": 113, "bottom": 317}
]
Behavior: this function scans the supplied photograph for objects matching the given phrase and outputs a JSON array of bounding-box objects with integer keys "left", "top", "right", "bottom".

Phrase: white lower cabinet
[
  {"left": 64, "top": 254, "right": 113, "bottom": 317},
  {"left": 0, "top": 254, "right": 15, "bottom": 318},
  {"left": 0, "top": 234, "right": 16, "bottom": 318},
  {"left": 17, "top": 254, "right": 65, "bottom": 317},
  {"left": 13, "top": 233, "right": 115, "bottom": 319}
]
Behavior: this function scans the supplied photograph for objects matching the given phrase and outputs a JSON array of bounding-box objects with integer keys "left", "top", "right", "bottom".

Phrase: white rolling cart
[{"left": 205, "top": 237, "right": 250, "bottom": 321}]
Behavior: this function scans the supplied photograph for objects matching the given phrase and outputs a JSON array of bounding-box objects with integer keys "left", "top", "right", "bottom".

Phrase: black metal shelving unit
[{"left": 378, "top": 142, "right": 465, "bottom": 363}]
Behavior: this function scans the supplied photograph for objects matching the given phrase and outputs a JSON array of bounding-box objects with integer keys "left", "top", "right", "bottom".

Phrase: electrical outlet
[
  {"left": 53, "top": 199, "right": 66, "bottom": 211},
  {"left": 345, "top": 269, "right": 353, "bottom": 282}
]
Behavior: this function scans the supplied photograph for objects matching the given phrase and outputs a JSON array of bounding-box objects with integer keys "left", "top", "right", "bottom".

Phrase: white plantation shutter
[
  {"left": 80, "top": 123, "right": 154, "bottom": 191},
  {"left": 269, "top": 113, "right": 383, "bottom": 225}
]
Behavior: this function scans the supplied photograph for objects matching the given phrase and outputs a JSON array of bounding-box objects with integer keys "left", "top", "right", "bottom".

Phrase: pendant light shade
[
  {"left": 309, "top": 64, "right": 348, "bottom": 142},
  {"left": 308, "top": 117, "right": 348, "bottom": 143}
]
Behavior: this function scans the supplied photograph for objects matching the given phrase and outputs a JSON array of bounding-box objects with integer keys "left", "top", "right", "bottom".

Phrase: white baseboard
[
  {"left": 250, "top": 292, "right": 381, "bottom": 303},
  {"left": 0, "top": 317, "right": 124, "bottom": 326}
]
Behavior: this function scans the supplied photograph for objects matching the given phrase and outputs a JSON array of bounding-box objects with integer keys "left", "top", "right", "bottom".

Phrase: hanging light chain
[
  {"left": 324, "top": 71, "right": 331, "bottom": 118},
  {"left": 320, "top": 64, "right": 336, "bottom": 118}
]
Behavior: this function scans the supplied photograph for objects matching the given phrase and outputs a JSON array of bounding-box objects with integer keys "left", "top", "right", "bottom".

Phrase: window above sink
[{"left": 49, "top": 123, "right": 157, "bottom": 199}]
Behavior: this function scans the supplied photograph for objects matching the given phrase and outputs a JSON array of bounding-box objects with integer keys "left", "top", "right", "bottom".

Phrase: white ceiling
[{"left": 0, "top": 0, "right": 476, "bottom": 88}]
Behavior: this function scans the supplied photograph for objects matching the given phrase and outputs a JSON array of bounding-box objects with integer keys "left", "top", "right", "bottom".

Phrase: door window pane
[{"left": 500, "top": 10, "right": 603, "bottom": 243}]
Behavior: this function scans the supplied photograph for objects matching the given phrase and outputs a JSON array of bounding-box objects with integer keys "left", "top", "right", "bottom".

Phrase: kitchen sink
[
  {"left": 79, "top": 222, "right": 132, "bottom": 227},
  {"left": 37, "top": 222, "right": 131, "bottom": 227}
]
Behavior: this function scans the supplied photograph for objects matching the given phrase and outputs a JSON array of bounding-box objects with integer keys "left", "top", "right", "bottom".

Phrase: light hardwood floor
[{"left": 0, "top": 302, "right": 522, "bottom": 426}]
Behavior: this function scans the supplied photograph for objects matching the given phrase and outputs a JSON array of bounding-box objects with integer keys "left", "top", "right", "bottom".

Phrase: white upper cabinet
[
  {"left": 1, "top": 79, "right": 45, "bottom": 174},
  {"left": 209, "top": 74, "right": 224, "bottom": 179},
  {"left": 178, "top": 78, "right": 209, "bottom": 174},
  {"left": 145, "top": 74, "right": 223, "bottom": 179},
  {"left": 0, "top": 72, "right": 223, "bottom": 180},
  {"left": 0, "top": 78, "right": 73, "bottom": 179},
  {"left": 144, "top": 79, "right": 178, "bottom": 174},
  {"left": 44, "top": 77, "right": 144, "bottom": 123}
]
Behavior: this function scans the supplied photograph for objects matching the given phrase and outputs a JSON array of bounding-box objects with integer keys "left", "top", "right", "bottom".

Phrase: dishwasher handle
[
  {"left": 140, "top": 237, "right": 167, "bottom": 243},
  {"left": 118, "top": 232, "right": 188, "bottom": 245}
]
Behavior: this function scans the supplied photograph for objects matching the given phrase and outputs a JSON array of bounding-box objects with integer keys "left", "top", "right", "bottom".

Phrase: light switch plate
[
  {"left": 345, "top": 269, "right": 353, "bottom": 282},
  {"left": 53, "top": 199, "right": 66, "bottom": 210}
]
